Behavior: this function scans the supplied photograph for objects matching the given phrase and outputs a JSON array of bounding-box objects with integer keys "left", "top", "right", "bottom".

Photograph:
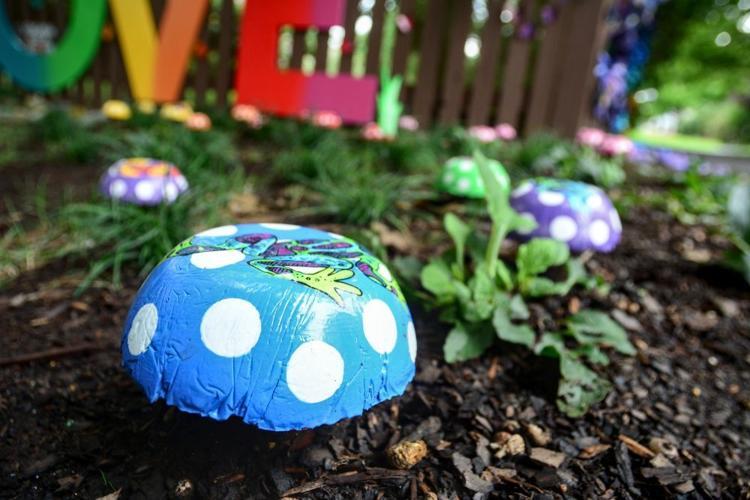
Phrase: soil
[{"left": 1, "top": 194, "right": 750, "bottom": 498}]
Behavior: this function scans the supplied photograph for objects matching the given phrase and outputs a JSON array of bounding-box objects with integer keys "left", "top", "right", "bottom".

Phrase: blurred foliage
[{"left": 638, "top": 0, "right": 750, "bottom": 142}]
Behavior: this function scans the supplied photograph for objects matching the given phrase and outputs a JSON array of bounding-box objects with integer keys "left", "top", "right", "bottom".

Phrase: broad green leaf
[
  {"left": 420, "top": 259, "right": 455, "bottom": 299},
  {"left": 534, "top": 332, "right": 566, "bottom": 358},
  {"left": 496, "top": 259, "right": 513, "bottom": 291},
  {"left": 521, "top": 276, "right": 572, "bottom": 297},
  {"left": 557, "top": 356, "right": 611, "bottom": 417},
  {"left": 517, "top": 238, "right": 570, "bottom": 277},
  {"left": 493, "top": 305, "right": 535, "bottom": 348},
  {"left": 566, "top": 310, "right": 636, "bottom": 355},
  {"left": 475, "top": 151, "right": 510, "bottom": 224},
  {"left": 510, "top": 211, "right": 538, "bottom": 234},
  {"left": 508, "top": 294, "right": 529, "bottom": 320},
  {"left": 573, "top": 344, "right": 610, "bottom": 366},
  {"left": 443, "top": 323, "right": 494, "bottom": 362},
  {"left": 444, "top": 213, "right": 471, "bottom": 279}
]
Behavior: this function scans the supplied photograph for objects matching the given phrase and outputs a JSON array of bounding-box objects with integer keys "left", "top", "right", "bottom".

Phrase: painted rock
[
  {"left": 100, "top": 158, "right": 188, "bottom": 205},
  {"left": 468, "top": 125, "right": 497, "bottom": 143},
  {"left": 598, "top": 134, "right": 633, "bottom": 156},
  {"left": 185, "top": 112, "right": 212, "bottom": 131},
  {"left": 438, "top": 156, "right": 510, "bottom": 199},
  {"left": 399, "top": 115, "right": 419, "bottom": 131},
  {"left": 510, "top": 179, "right": 621, "bottom": 252},
  {"left": 231, "top": 104, "right": 263, "bottom": 128},
  {"left": 102, "top": 99, "right": 131, "bottom": 121},
  {"left": 160, "top": 102, "right": 193, "bottom": 122},
  {"left": 576, "top": 127, "right": 606, "bottom": 148},
  {"left": 121, "top": 224, "right": 417, "bottom": 431},
  {"left": 311, "top": 111, "right": 342, "bottom": 129},
  {"left": 494, "top": 123, "right": 517, "bottom": 141}
]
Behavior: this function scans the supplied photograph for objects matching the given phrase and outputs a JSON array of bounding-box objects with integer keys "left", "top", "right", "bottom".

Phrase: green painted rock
[{"left": 437, "top": 156, "right": 511, "bottom": 199}]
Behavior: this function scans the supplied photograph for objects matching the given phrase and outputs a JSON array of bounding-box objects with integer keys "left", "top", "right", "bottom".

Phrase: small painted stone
[
  {"left": 438, "top": 156, "right": 510, "bottom": 199},
  {"left": 231, "top": 104, "right": 264, "bottom": 128},
  {"left": 362, "top": 122, "right": 392, "bottom": 141},
  {"left": 160, "top": 102, "right": 193, "bottom": 123},
  {"left": 101, "top": 99, "right": 131, "bottom": 121},
  {"left": 137, "top": 100, "right": 156, "bottom": 114},
  {"left": 311, "top": 111, "right": 342, "bottom": 129},
  {"left": 598, "top": 134, "right": 633, "bottom": 156},
  {"left": 100, "top": 158, "right": 188, "bottom": 206},
  {"left": 576, "top": 127, "right": 606, "bottom": 148},
  {"left": 399, "top": 115, "right": 419, "bottom": 131},
  {"left": 468, "top": 125, "right": 497, "bottom": 143},
  {"left": 657, "top": 149, "right": 691, "bottom": 172},
  {"left": 494, "top": 123, "right": 517, "bottom": 141},
  {"left": 185, "top": 112, "right": 212, "bottom": 131},
  {"left": 121, "top": 224, "right": 416, "bottom": 431},
  {"left": 510, "top": 178, "right": 622, "bottom": 253}
]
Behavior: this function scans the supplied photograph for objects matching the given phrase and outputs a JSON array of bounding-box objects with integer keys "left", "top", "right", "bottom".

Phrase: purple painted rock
[
  {"left": 510, "top": 179, "right": 622, "bottom": 253},
  {"left": 100, "top": 158, "right": 188, "bottom": 206}
]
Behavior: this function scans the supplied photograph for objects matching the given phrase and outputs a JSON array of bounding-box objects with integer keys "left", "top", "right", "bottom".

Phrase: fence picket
[
  {"left": 467, "top": 0, "right": 504, "bottom": 125},
  {"left": 438, "top": 0, "right": 473, "bottom": 124},
  {"left": 411, "top": 0, "right": 449, "bottom": 127}
]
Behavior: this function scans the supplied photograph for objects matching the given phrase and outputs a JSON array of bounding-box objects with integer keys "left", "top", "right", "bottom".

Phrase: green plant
[
  {"left": 667, "top": 167, "right": 733, "bottom": 225},
  {"left": 420, "top": 152, "right": 632, "bottom": 416}
]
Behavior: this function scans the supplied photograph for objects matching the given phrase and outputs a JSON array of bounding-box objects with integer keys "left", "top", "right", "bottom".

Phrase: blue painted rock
[
  {"left": 100, "top": 158, "right": 188, "bottom": 205},
  {"left": 122, "top": 223, "right": 416, "bottom": 431},
  {"left": 510, "top": 179, "right": 622, "bottom": 253}
]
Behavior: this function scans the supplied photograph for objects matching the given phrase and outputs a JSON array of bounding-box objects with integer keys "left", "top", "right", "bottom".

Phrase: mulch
[{"left": 1, "top": 199, "right": 749, "bottom": 498}]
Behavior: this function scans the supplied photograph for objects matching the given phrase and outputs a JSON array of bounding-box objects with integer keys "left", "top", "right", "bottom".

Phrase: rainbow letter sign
[
  {"left": 0, "top": 0, "right": 377, "bottom": 123},
  {"left": 0, "top": 0, "right": 106, "bottom": 92},
  {"left": 235, "top": 0, "right": 377, "bottom": 123}
]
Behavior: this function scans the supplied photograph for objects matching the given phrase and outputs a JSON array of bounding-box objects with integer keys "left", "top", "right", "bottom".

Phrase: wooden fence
[{"left": 0, "top": 0, "right": 610, "bottom": 137}]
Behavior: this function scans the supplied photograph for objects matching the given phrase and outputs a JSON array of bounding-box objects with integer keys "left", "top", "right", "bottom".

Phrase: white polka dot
[
  {"left": 190, "top": 249, "right": 245, "bottom": 269},
  {"left": 517, "top": 212, "right": 537, "bottom": 235},
  {"left": 175, "top": 175, "right": 188, "bottom": 191},
  {"left": 197, "top": 225, "right": 238, "bottom": 237},
  {"left": 457, "top": 178, "right": 471, "bottom": 192},
  {"left": 134, "top": 181, "right": 156, "bottom": 201},
  {"left": 549, "top": 215, "right": 578, "bottom": 242},
  {"left": 443, "top": 172, "right": 454, "bottom": 184},
  {"left": 589, "top": 219, "right": 610, "bottom": 246},
  {"left": 407, "top": 322, "right": 417, "bottom": 362},
  {"left": 127, "top": 303, "right": 158, "bottom": 356},
  {"left": 260, "top": 223, "right": 300, "bottom": 231},
  {"left": 200, "top": 298, "right": 261, "bottom": 357},
  {"left": 328, "top": 232, "right": 344, "bottom": 239},
  {"left": 286, "top": 340, "right": 344, "bottom": 403},
  {"left": 586, "top": 194, "right": 603, "bottom": 209},
  {"left": 164, "top": 183, "right": 178, "bottom": 202},
  {"left": 362, "top": 299, "right": 398, "bottom": 354},
  {"left": 610, "top": 210, "right": 622, "bottom": 232},
  {"left": 538, "top": 191, "right": 566, "bottom": 206},
  {"left": 458, "top": 159, "right": 473, "bottom": 171},
  {"left": 379, "top": 264, "right": 393, "bottom": 281},
  {"left": 109, "top": 179, "right": 127, "bottom": 198},
  {"left": 512, "top": 182, "right": 533, "bottom": 198}
]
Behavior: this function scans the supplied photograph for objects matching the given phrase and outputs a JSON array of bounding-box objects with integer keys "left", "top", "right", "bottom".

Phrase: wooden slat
[
  {"left": 467, "top": 0, "right": 504, "bottom": 125},
  {"left": 392, "top": 0, "right": 416, "bottom": 76},
  {"left": 524, "top": 6, "right": 569, "bottom": 134},
  {"left": 437, "top": 0, "right": 473, "bottom": 124},
  {"left": 290, "top": 31, "right": 307, "bottom": 70},
  {"left": 215, "top": 0, "right": 234, "bottom": 108},
  {"left": 550, "top": 0, "right": 608, "bottom": 137},
  {"left": 338, "top": 0, "right": 359, "bottom": 75},
  {"left": 365, "top": 0, "right": 386, "bottom": 76},
  {"left": 411, "top": 0, "right": 449, "bottom": 127},
  {"left": 315, "top": 30, "right": 328, "bottom": 73},
  {"left": 496, "top": 0, "right": 533, "bottom": 128},
  {"left": 194, "top": 13, "right": 211, "bottom": 109}
]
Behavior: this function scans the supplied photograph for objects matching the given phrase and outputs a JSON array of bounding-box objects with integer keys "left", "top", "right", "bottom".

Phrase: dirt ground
[{"left": 1, "top": 191, "right": 749, "bottom": 498}]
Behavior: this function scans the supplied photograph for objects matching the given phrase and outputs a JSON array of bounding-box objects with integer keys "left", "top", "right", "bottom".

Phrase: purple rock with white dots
[
  {"left": 509, "top": 179, "right": 622, "bottom": 253},
  {"left": 100, "top": 158, "right": 188, "bottom": 206}
]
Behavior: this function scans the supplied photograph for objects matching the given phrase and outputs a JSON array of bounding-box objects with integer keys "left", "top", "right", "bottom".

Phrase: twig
[
  {"left": 280, "top": 468, "right": 410, "bottom": 497},
  {"left": 0, "top": 342, "right": 109, "bottom": 367}
]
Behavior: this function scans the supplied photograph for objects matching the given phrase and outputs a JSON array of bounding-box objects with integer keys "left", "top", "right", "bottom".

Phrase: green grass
[{"left": 628, "top": 129, "right": 750, "bottom": 156}]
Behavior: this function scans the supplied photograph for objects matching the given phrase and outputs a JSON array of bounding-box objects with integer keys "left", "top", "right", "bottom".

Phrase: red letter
[{"left": 235, "top": 0, "right": 376, "bottom": 124}]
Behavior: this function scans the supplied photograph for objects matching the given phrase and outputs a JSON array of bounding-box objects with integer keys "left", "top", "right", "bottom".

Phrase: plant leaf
[
  {"left": 475, "top": 150, "right": 510, "bottom": 224},
  {"left": 566, "top": 310, "right": 636, "bottom": 355},
  {"left": 444, "top": 323, "right": 494, "bottom": 363},
  {"left": 444, "top": 212, "right": 471, "bottom": 279},
  {"left": 492, "top": 304, "right": 535, "bottom": 348},
  {"left": 535, "top": 332, "right": 566, "bottom": 358},
  {"left": 517, "top": 238, "right": 570, "bottom": 277},
  {"left": 557, "top": 355, "right": 611, "bottom": 417},
  {"left": 420, "top": 259, "right": 456, "bottom": 299}
]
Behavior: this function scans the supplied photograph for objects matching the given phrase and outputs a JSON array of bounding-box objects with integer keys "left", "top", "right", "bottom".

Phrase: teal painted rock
[{"left": 438, "top": 156, "right": 510, "bottom": 199}]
